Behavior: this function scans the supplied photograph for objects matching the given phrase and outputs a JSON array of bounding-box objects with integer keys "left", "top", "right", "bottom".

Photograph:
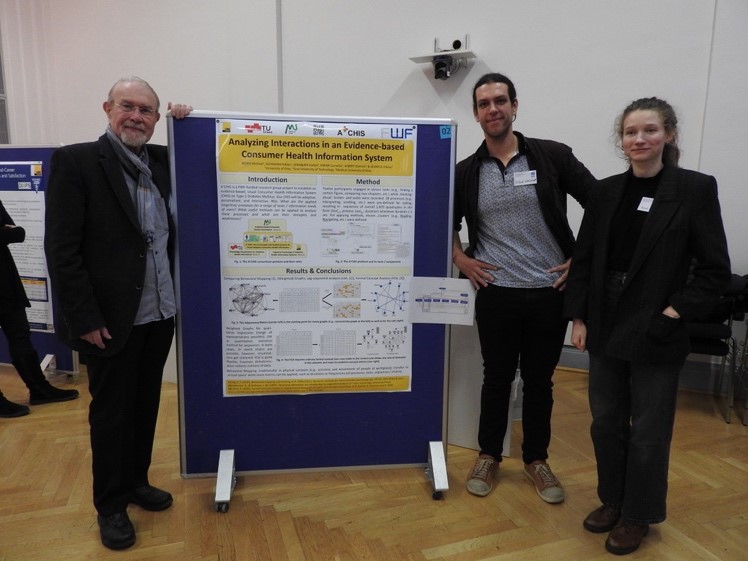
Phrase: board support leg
[
  {"left": 426, "top": 441, "right": 449, "bottom": 500},
  {"left": 214, "top": 449, "right": 236, "bottom": 512}
]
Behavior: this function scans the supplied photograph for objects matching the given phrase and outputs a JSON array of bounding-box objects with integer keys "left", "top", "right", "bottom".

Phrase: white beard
[{"left": 119, "top": 125, "right": 148, "bottom": 150}]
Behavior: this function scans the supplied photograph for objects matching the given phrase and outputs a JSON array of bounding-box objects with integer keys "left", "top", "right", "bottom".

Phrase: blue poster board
[
  {"left": 0, "top": 146, "right": 75, "bottom": 372},
  {"left": 170, "top": 113, "right": 455, "bottom": 475}
]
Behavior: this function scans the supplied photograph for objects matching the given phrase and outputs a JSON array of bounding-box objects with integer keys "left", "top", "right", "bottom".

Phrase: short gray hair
[{"left": 107, "top": 76, "right": 160, "bottom": 111}]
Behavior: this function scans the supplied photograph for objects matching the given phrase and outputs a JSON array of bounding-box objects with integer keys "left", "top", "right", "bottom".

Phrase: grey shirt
[
  {"left": 472, "top": 155, "right": 565, "bottom": 288},
  {"left": 122, "top": 154, "right": 176, "bottom": 324}
]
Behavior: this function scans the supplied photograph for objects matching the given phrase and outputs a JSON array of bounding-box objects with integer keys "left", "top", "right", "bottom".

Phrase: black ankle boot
[
  {"left": 0, "top": 392, "right": 30, "bottom": 417},
  {"left": 29, "top": 383, "right": 79, "bottom": 405},
  {"left": 13, "top": 351, "right": 80, "bottom": 405}
]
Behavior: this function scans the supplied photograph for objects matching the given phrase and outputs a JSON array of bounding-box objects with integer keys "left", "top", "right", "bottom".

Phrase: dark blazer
[
  {"left": 564, "top": 164, "right": 731, "bottom": 364},
  {"left": 44, "top": 134, "right": 174, "bottom": 357},
  {"left": 0, "top": 200, "right": 30, "bottom": 313},
  {"left": 454, "top": 131, "right": 595, "bottom": 260}
]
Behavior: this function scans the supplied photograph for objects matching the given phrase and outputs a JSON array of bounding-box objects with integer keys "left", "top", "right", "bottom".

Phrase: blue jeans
[
  {"left": 588, "top": 353, "right": 682, "bottom": 524},
  {"left": 475, "top": 284, "right": 566, "bottom": 463}
]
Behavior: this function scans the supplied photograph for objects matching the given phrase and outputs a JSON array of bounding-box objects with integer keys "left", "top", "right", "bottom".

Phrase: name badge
[
  {"left": 513, "top": 170, "right": 537, "bottom": 186},
  {"left": 637, "top": 197, "right": 654, "bottom": 212}
]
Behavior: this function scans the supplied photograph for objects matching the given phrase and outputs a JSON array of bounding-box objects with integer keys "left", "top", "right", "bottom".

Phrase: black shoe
[
  {"left": 29, "top": 385, "right": 79, "bottom": 405},
  {"left": 130, "top": 485, "right": 173, "bottom": 511},
  {"left": 0, "top": 395, "right": 30, "bottom": 418},
  {"left": 97, "top": 511, "right": 135, "bottom": 550}
]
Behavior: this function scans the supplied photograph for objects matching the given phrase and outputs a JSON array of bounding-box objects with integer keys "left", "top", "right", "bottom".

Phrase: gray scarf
[{"left": 105, "top": 126, "right": 159, "bottom": 248}]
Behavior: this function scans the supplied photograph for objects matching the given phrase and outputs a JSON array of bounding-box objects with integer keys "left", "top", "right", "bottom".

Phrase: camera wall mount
[{"left": 409, "top": 36, "right": 476, "bottom": 80}]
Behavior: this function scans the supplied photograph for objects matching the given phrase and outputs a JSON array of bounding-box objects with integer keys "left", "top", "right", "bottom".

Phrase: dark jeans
[
  {"left": 475, "top": 284, "right": 566, "bottom": 463},
  {"left": 86, "top": 317, "right": 174, "bottom": 515},
  {"left": 588, "top": 353, "right": 682, "bottom": 524}
]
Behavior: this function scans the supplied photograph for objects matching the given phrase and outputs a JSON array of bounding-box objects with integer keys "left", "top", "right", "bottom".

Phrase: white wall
[
  {"left": 4, "top": 0, "right": 744, "bottom": 269},
  {"left": 1, "top": 0, "right": 746, "bottom": 389}
]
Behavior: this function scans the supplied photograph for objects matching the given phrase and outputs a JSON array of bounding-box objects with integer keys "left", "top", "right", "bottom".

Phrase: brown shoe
[
  {"left": 523, "top": 461, "right": 565, "bottom": 503},
  {"left": 583, "top": 504, "right": 621, "bottom": 533},
  {"left": 605, "top": 521, "right": 649, "bottom": 555},
  {"left": 466, "top": 454, "right": 498, "bottom": 496}
]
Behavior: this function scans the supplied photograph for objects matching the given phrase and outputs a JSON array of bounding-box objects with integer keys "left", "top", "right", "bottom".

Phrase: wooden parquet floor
[{"left": 0, "top": 364, "right": 746, "bottom": 561}]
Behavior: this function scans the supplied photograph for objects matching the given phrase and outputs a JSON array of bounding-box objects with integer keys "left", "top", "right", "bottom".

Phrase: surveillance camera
[{"left": 433, "top": 54, "right": 454, "bottom": 80}]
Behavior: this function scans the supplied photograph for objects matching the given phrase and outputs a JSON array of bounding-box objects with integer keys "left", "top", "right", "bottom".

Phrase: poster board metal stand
[
  {"left": 426, "top": 441, "right": 449, "bottom": 500},
  {"left": 214, "top": 449, "right": 236, "bottom": 513}
]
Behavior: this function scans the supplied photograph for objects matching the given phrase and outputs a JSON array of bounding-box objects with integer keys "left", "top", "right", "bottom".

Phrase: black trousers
[
  {"left": 86, "top": 317, "right": 174, "bottom": 515},
  {"left": 0, "top": 305, "right": 36, "bottom": 363},
  {"left": 475, "top": 284, "right": 566, "bottom": 463}
]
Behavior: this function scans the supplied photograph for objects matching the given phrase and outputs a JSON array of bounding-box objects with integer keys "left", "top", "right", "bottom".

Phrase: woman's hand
[{"left": 571, "top": 318, "right": 587, "bottom": 352}]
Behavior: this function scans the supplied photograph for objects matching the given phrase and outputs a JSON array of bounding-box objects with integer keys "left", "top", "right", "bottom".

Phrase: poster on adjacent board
[
  {"left": 0, "top": 161, "right": 54, "bottom": 332},
  {"left": 215, "top": 119, "right": 418, "bottom": 396}
]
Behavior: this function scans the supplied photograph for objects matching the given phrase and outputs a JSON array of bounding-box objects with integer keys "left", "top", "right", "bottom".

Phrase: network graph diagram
[
  {"left": 367, "top": 280, "right": 408, "bottom": 317},
  {"left": 229, "top": 284, "right": 271, "bottom": 316}
]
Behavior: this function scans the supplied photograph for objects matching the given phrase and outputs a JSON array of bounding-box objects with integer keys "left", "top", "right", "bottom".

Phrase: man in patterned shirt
[{"left": 452, "top": 72, "right": 595, "bottom": 504}]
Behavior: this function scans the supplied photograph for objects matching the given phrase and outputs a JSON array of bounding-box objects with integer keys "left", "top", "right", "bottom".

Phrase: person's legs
[
  {"left": 518, "top": 289, "right": 567, "bottom": 502},
  {"left": 0, "top": 307, "right": 78, "bottom": 403},
  {"left": 87, "top": 344, "right": 143, "bottom": 516},
  {"left": 87, "top": 318, "right": 174, "bottom": 514},
  {"left": 622, "top": 359, "right": 682, "bottom": 524},
  {"left": 517, "top": 288, "right": 566, "bottom": 464},
  {"left": 588, "top": 353, "right": 630, "bottom": 508},
  {"left": 466, "top": 285, "right": 521, "bottom": 496},
  {"left": 130, "top": 318, "right": 174, "bottom": 488},
  {"left": 475, "top": 285, "right": 523, "bottom": 461}
]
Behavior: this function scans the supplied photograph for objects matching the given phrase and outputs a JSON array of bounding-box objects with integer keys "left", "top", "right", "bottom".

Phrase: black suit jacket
[
  {"left": 44, "top": 134, "right": 174, "bottom": 356},
  {"left": 564, "top": 164, "right": 731, "bottom": 364}
]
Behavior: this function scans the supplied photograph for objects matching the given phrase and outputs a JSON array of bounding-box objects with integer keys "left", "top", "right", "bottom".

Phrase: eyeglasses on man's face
[{"left": 113, "top": 101, "right": 157, "bottom": 118}]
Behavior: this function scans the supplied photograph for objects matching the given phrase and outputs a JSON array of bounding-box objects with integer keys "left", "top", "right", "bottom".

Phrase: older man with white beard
[{"left": 45, "top": 77, "right": 190, "bottom": 550}]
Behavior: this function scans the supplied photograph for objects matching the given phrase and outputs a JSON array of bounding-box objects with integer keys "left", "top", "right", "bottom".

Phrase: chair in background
[
  {"left": 734, "top": 317, "right": 748, "bottom": 425},
  {"left": 686, "top": 274, "right": 748, "bottom": 423}
]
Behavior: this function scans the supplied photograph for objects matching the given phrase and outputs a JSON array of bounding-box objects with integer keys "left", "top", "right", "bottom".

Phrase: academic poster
[
  {"left": 0, "top": 161, "right": 53, "bottom": 331},
  {"left": 215, "top": 119, "right": 418, "bottom": 396}
]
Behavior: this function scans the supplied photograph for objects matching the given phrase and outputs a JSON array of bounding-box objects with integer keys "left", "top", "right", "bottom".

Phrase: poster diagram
[{"left": 408, "top": 277, "right": 475, "bottom": 326}]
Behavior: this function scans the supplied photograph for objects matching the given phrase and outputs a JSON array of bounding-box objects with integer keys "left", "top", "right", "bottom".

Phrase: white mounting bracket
[{"left": 409, "top": 35, "right": 477, "bottom": 80}]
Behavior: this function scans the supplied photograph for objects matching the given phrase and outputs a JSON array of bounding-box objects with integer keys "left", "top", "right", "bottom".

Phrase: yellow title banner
[{"left": 218, "top": 135, "right": 413, "bottom": 176}]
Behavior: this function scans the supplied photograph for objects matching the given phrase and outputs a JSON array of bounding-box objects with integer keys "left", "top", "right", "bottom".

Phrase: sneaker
[
  {"left": 524, "top": 460, "right": 565, "bottom": 503},
  {"left": 466, "top": 454, "right": 498, "bottom": 496}
]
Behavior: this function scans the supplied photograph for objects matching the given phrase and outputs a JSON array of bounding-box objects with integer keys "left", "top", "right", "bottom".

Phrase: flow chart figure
[
  {"left": 414, "top": 289, "right": 470, "bottom": 314},
  {"left": 230, "top": 284, "right": 270, "bottom": 316}
]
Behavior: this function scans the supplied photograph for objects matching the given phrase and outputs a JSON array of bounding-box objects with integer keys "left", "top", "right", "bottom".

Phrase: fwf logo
[{"left": 385, "top": 127, "right": 414, "bottom": 140}]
